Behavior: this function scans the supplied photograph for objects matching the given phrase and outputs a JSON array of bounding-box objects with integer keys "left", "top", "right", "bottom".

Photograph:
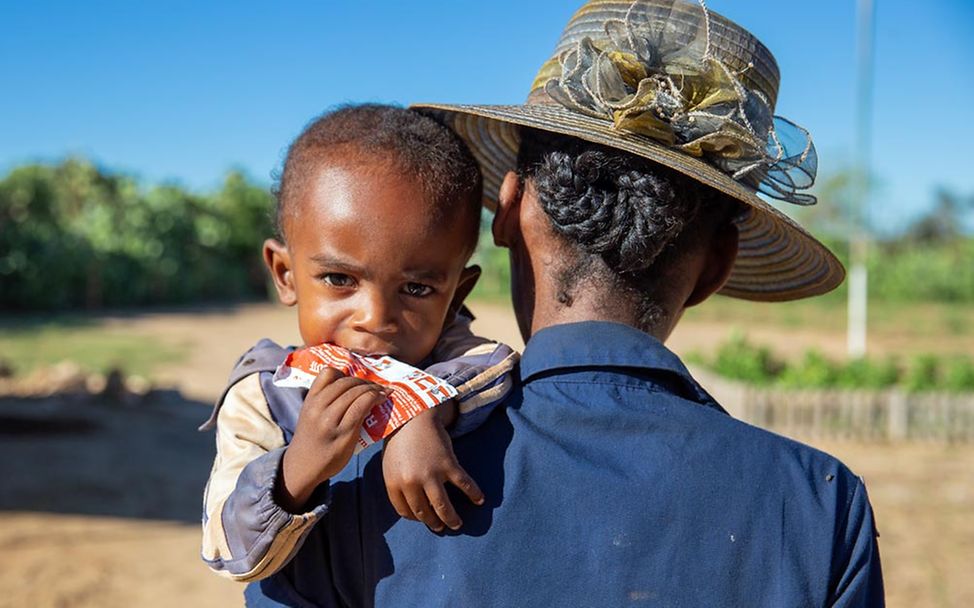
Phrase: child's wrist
[
  {"left": 432, "top": 399, "right": 458, "bottom": 428},
  {"left": 278, "top": 444, "right": 321, "bottom": 513}
]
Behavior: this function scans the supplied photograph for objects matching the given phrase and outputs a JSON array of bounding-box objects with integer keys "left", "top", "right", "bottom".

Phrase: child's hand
[
  {"left": 382, "top": 402, "right": 485, "bottom": 532},
  {"left": 278, "top": 368, "right": 389, "bottom": 513}
]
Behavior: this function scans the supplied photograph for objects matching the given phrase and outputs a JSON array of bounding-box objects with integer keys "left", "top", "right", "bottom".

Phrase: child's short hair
[{"left": 274, "top": 104, "right": 483, "bottom": 250}]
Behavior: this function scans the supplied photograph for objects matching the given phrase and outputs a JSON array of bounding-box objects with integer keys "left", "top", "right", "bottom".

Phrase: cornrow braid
[
  {"left": 534, "top": 149, "right": 695, "bottom": 275},
  {"left": 517, "top": 127, "right": 737, "bottom": 331}
]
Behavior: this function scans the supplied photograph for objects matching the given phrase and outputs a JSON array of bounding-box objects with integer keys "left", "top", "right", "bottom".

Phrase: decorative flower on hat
[{"left": 539, "top": 1, "right": 818, "bottom": 205}]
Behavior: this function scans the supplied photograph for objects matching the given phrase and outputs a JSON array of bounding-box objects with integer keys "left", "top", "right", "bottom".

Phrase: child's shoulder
[
  {"left": 198, "top": 339, "right": 298, "bottom": 432},
  {"left": 229, "top": 339, "right": 294, "bottom": 379}
]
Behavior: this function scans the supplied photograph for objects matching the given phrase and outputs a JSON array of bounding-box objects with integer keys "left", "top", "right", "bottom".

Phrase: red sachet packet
[{"left": 272, "top": 343, "right": 458, "bottom": 453}]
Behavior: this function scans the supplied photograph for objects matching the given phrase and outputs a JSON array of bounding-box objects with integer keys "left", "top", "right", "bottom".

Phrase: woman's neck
[{"left": 529, "top": 277, "right": 675, "bottom": 343}]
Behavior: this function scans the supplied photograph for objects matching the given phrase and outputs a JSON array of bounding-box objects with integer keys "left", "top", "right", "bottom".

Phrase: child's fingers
[
  {"left": 387, "top": 489, "right": 414, "bottom": 521},
  {"left": 402, "top": 485, "right": 445, "bottom": 533},
  {"left": 305, "top": 375, "right": 367, "bottom": 417},
  {"left": 319, "top": 377, "right": 377, "bottom": 408},
  {"left": 448, "top": 466, "right": 485, "bottom": 506},
  {"left": 337, "top": 386, "right": 389, "bottom": 432},
  {"left": 308, "top": 375, "right": 379, "bottom": 422},
  {"left": 307, "top": 367, "right": 345, "bottom": 395},
  {"left": 315, "top": 381, "right": 376, "bottom": 424},
  {"left": 425, "top": 482, "right": 462, "bottom": 531}
]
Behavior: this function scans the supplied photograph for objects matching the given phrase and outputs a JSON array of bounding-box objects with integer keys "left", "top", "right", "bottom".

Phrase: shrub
[
  {"left": 902, "top": 355, "right": 940, "bottom": 393},
  {"left": 835, "top": 356, "right": 900, "bottom": 390},
  {"left": 942, "top": 357, "right": 974, "bottom": 393},
  {"left": 711, "top": 332, "right": 781, "bottom": 386},
  {"left": 777, "top": 350, "right": 837, "bottom": 389},
  {"left": 698, "top": 335, "right": 973, "bottom": 393}
]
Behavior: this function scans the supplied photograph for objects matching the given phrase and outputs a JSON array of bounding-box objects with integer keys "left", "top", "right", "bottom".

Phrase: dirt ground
[
  {"left": 0, "top": 394, "right": 244, "bottom": 607},
  {"left": 2, "top": 302, "right": 971, "bottom": 607}
]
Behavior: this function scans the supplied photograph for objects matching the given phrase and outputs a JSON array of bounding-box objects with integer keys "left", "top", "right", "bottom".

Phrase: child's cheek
[
  {"left": 296, "top": 303, "right": 341, "bottom": 347},
  {"left": 400, "top": 308, "right": 444, "bottom": 361}
]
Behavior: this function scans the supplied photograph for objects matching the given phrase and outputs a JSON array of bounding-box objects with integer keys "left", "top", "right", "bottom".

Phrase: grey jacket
[{"left": 200, "top": 314, "right": 518, "bottom": 582}]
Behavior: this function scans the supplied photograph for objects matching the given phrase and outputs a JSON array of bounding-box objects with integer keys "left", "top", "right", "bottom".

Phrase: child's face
[{"left": 265, "top": 156, "right": 477, "bottom": 366}]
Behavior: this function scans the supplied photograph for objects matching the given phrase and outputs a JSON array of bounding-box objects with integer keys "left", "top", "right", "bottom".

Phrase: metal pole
[{"left": 848, "top": 0, "right": 876, "bottom": 358}]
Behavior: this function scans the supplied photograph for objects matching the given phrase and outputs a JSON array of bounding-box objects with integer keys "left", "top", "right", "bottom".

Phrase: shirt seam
[
  {"left": 526, "top": 378, "right": 661, "bottom": 393},
  {"left": 528, "top": 378, "right": 670, "bottom": 394},
  {"left": 527, "top": 378, "right": 723, "bottom": 413}
]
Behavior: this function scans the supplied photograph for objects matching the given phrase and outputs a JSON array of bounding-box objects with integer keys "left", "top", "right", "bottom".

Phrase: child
[{"left": 200, "top": 104, "right": 517, "bottom": 582}]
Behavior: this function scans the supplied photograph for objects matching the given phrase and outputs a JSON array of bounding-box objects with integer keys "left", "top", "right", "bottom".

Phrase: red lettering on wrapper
[{"left": 272, "top": 343, "right": 458, "bottom": 452}]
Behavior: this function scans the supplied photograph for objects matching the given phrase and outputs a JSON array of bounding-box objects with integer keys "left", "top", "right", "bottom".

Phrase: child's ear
[
  {"left": 263, "top": 238, "right": 298, "bottom": 306},
  {"left": 446, "top": 265, "right": 481, "bottom": 323}
]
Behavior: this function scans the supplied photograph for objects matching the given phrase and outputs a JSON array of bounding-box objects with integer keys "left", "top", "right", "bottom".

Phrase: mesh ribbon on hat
[{"left": 534, "top": 0, "right": 818, "bottom": 205}]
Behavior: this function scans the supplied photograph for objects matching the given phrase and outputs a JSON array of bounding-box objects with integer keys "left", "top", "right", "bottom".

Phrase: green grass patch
[{"left": 0, "top": 318, "right": 188, "bottom": 377}]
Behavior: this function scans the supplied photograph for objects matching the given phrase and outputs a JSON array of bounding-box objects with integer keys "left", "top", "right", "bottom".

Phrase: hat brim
[{"left": 414, "top": 102, "right": 845, "bottom": 302}]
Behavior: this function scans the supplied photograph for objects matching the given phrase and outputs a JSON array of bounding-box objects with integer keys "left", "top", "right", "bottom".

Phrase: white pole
[
  {"left": 848, "top": 242, "right": 868, "bottom": 357},
  {"left": 848, "top": 0, "right": 875, "bottom": 358}
]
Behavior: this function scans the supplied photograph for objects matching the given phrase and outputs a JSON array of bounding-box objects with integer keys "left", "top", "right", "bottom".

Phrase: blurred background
[{"left": 1, "top": 1, "right": 972, "bottom": 606}]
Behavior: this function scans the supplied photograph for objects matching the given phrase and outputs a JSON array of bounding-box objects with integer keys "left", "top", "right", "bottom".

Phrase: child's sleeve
[
  {"left": 200, "top": 357, "right": 327, "bottom": 583},
  {"left": 425, "top": 311, "right": 520, "bottom": 438}
]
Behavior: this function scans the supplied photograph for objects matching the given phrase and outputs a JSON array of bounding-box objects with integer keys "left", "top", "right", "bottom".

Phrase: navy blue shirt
[{"left": 246, "top": 321, "right": 884, "bottom": 607}]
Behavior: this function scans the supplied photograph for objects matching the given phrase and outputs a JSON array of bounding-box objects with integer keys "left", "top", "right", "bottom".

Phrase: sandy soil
[
  {"left": 0, "top": 514, "right": 241, "bottom": 608},
  {"left": 0, "top": 395, "right": 241, "bottom": 607},
  {"left": 2, "top": 302, "right": 971, "bottom": 607}
]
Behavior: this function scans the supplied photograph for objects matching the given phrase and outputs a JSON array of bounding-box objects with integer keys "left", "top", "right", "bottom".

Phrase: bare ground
[{"left": 2, "top": 302, "right": 971, "bottom": 607}]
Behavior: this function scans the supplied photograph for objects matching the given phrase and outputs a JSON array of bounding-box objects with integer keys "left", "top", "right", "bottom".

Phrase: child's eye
[
  {"left": 321, "top": 273, "right": 355, "bottom": 288},
  {"left": 402, "top": 282, "right": 434, "bottom": 298}
]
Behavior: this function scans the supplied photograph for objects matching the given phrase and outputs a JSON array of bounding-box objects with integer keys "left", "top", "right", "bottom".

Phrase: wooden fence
[{"left": 691, "top": 367, "right": 974, "bottom": 443}]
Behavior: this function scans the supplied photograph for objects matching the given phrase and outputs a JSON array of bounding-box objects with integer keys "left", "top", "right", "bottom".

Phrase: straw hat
[{"left": 416, "top": 0, "right": 844, "bottom": 301}]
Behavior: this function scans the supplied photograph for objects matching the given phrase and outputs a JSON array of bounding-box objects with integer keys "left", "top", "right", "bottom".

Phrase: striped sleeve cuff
[
  {"left": 204, "top": 447, "right": 329, "bottom": 582},
  {"left": 426, "top": 342, "right": 519, "bottom": 438}
]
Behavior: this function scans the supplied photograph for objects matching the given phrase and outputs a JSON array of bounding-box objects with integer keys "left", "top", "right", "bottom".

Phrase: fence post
[
  {"left": 887, "top": 391, "right": 908, "bottom": 441},
  {"left": 698, "top": 373, "right": 972, "bottom": 443}
]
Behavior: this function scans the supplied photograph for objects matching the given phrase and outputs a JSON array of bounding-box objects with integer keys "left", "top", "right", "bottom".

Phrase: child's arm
[
  {"left": 382, "top": 312, "right": 518, "bottom": 532},
  {"left": 424, "top": 311, "right": 519, "bottom": 438},
  {"left": 201, "top": 359, "right": 385, "bottom": 582},
  {"left": 201, "top": 372, "right": 305, "bottom": 582},
  {"left": 277, "top": 368, "right": 389, "bottom": 511},
  {"left": 381, "top": 400, "right": 481, "bottom": 532}
]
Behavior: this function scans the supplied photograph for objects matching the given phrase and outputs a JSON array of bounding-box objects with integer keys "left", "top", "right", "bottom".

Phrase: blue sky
[{"left": 2, "top": 0, "right": 972, "bottom": 234}]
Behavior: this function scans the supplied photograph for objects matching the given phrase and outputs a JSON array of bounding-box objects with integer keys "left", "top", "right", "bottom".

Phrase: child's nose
[{"left": 352, "top": 290, "right": 399, "bottom": 336}]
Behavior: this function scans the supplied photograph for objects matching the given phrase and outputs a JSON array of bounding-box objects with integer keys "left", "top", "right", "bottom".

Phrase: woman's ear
[
  {"left": 685, "top": 222, "right": 739, "bottom": 308},
  {"left": 493, "top": 172, "right": 523, "bottom": 248},
  {"left": 263, "top": 238, "right": 298, "bottom": 306}
]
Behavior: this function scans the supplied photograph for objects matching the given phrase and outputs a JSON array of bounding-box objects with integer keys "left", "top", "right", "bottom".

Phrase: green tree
[{"left": 0, "top": 159, "right": 275, "bottom": 311}]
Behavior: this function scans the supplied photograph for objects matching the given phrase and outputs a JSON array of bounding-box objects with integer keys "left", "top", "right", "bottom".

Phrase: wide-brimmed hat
[{"left": 415, "top": 0, "right": 844, "bottom": 301}]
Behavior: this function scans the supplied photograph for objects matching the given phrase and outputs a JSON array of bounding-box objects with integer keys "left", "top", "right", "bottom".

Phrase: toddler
[{"left": 200, "top": 104, "right": 517, "bottom": 582}]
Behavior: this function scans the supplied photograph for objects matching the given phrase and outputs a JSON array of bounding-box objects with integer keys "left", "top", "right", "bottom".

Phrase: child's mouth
[{"left": 349, "top": 348, "right": 392, "bottom": 359}]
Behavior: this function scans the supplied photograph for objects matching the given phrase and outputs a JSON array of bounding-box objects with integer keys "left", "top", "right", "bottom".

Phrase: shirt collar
[{"left": 520, "top": 321, "right": 724, "bottom": 411}]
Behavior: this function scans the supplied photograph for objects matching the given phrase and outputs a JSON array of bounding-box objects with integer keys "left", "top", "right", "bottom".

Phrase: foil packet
[{"left": 273, "top": 344, "right": 457, "bottom": 453}]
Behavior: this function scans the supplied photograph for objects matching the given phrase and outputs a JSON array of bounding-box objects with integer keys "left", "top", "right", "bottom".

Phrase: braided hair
[{"left": 517, "top": 127, "right": 738, "bottom": 330}]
